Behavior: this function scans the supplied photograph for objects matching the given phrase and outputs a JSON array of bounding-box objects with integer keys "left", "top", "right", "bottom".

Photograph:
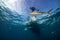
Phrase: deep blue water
[{"left": 0, "top": 3, "right": 60, "bottom": 40}]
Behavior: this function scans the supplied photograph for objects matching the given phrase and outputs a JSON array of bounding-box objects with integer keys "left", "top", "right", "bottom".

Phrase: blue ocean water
[{"left": 0, "top": 2, "right": 60, "bottom": 40}]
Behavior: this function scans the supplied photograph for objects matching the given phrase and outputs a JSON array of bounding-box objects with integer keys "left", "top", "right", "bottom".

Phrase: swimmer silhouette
[{"left": 24, "top": 7, "right": 41, "bottom": 36}]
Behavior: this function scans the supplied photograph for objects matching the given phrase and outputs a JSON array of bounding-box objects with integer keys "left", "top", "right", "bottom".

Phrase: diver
[
  {"left": 24, "top": 7, "right": 53, "bottom": 40},
  {"left": 24, "top": 7, "right": 40, "bottom": 36}
]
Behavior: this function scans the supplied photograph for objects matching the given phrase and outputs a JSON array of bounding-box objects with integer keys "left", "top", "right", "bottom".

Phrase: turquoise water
[{"left": 0, "top": 3, "right": 60, "bottom": 40}]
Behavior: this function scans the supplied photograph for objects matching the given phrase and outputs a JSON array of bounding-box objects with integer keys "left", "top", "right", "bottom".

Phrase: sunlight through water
[{"left": 1, "top": 0, "right": 27, "bottom": 15}]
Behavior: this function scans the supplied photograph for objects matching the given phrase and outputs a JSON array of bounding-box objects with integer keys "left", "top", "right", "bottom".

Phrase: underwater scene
[{"left": 0, "top": 0, "right": 60, "bottom": 40}]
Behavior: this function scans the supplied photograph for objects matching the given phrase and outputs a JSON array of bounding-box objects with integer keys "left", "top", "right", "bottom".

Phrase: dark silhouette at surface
[
  {"left": 30, "top": 7, "right": 36, "bottom": 12},
  {"left": 30, "top": 7, "right": 39, "bottom": 12}
]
